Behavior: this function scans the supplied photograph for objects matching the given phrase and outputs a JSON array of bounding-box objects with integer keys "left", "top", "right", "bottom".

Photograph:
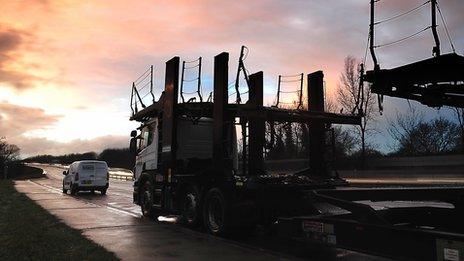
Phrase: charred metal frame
[
  {"left": 279, "top": 186, "right": 464, "bottom": 260},
  {"left": 213, "top": 53, "right": 231, "bottom": 170},
  {"left": 431, "top": 0, "right": 441, "bottom": 57},
  {"left": 308, "top": 71, "right": 326, "bottom": 177},
  {"left": 275, "top": 73, "right": 304, "bottom": 109},
  {"left": 130, "top": 65, "right": 155, "bottom": 116},
  {"left": 161, "top": 57, "right": 179, "bottom": 171},
  {"left": 131, "top": 52, "right": 361, "bottom": 179},
  {"left": 180, "top": 57, "right": 203, "bottom": 103},
  {"left": 366, "top": 53, "right": 464, "bottom": 108},
  {"left": 247, "top": 72, "right": 265, "bottom": 175},
  {"left": 366, "top": 0, "right": 464, "bottom": 108},
  {"left": 234, "top": 45, "right": 251, "bottom": 104}
]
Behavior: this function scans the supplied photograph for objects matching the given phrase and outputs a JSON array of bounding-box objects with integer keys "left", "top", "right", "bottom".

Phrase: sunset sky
[{"left": 1, "top": 0, "right": 463, "bottom": 157}]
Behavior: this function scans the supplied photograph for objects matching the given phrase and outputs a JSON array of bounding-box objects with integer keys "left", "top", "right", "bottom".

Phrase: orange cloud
[{"left": 0, "top": 101, "right": 62, "bottom": 138}]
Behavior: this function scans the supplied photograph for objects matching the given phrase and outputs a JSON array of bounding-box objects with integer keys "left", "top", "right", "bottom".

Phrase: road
[{"left": 15, "top": 164, "right": 392, "bottom": 261}]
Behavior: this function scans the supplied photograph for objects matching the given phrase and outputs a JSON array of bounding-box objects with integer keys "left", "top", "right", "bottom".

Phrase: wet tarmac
[{"left": 15, "top": 165, "right": 394, "bottom": 260}]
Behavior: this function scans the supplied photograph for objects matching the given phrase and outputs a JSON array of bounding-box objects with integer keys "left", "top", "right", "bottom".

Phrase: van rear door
[
  {"left": 94, "top": 162, "right": 108, "bottom": 181},
  {"left": 80, "top": 162, "right": 108, "bottom": 184},
  {"left": 80, "top": 163, "right": 96, "bottom": 184}
]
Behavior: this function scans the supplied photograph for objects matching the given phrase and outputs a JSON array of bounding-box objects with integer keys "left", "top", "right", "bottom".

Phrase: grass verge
[{"left": 0, "top": 180, "right": 118, "bottom": 260}]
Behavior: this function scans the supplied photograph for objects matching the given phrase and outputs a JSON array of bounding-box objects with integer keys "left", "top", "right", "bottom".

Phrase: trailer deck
[
  {"left": 365, "top": 53, "right": 464, "bottom": 108},
  {"left": 278, "top": 186, "right": 464, "bottom": 261}
]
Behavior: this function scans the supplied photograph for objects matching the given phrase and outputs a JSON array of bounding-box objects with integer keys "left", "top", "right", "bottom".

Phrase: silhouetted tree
[
  {"left": 298, "top": 123, "right": 310, "bottom": 157},
  {"left": 98, "top": 148, "right": 131, "bottom": 169},
  {"left": 452, "top": 107, "right": 464, "bottom": 153},
  {"left": 332, "top": 126, "right": 357, "bottom": 158},
  {"left": 388, "top": 109, "right": 459, "bottom": 155},
  {"left": 337, "top": 56, "right": 377, "bottom": 167},
  {"left": 24, "top": 151, "right": 97, "bottom": 165},
  {"left": 277, "top": 125, "right": 285, "bottom": 158},
  {"left": 0, "top": 138, "right": 20, "bottom": 177},
  {"left": 284, "top": 123, "right": 296, "bottom": 157}
]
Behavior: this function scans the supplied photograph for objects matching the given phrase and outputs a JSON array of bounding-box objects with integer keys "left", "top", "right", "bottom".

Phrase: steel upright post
[{"left": 308, "top": 71, "right": 327, "bottom": 177}]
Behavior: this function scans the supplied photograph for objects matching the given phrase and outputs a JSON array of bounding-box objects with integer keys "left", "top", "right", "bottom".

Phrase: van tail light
[
  {"left": 107, "top": 172, "right": 109, "bottom": 180},
  {"left": 75, "top": 173, "right": 79, "bottom": 181}
]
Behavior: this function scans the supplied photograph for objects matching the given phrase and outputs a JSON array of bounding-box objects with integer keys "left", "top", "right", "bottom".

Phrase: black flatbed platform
[
  {"left": 277, "top": 185, "right": 464, "bottom": 261},
  {"left": 365, "top": 53, "right": 464, "bottom": 107},
  {"left": 131, "top": 98, "right": 361, "bottom": 125}
]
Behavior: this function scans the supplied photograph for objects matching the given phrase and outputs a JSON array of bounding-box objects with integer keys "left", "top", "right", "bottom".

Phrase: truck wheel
[
  {"left": 70, "top": 184, "right": 78, "bottom": 195},
  {"left": 180, "top": 185, "right": 201, "bottom": 227},
  {"left": 140, "top": 180, "right": 158, "bottom": 219},
  {"left": 100, "top": 189, "right": 107, "bottom": 195},
  {"left": 203, "top": 188, "right": 230, "bottom": 235},
  {"left": 62, "top": 181, "right": 67, "bottom": 194}
]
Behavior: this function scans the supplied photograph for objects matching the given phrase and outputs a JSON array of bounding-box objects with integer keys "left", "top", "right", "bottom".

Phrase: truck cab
[
  {"left": 133, "top": 119, "right": 158, "bottom": 180},
  {"left": 130, "top": 109, "right": 242, "bottom": 232},
  {"left": 132, "top": 117, "right": 237, "bottom": 181}
]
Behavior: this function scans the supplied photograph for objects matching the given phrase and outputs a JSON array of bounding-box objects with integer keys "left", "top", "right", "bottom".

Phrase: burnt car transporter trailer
[{"left": 129, "top": 52, "right": 464, "bottom": 261}]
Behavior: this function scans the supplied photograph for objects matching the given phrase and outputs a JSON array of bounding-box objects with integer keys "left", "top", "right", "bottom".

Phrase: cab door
[{"left": 134, "top": 119, "right": 159, "bottom": 178}]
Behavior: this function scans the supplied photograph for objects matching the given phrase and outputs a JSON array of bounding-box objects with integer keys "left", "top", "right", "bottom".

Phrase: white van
[{"left": 62, "top": 160, "right": 109, "bottom": 195}]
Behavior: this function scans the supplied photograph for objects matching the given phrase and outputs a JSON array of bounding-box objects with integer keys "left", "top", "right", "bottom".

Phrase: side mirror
[
  {"left": 62, "top": 170, "right": 67, "bottom": 175},
  {"left": 130, "top": 130, "right": 137, "bottom": 137},
  {"left": 130, "top": 138, "right": 137, "bottom": 155}
]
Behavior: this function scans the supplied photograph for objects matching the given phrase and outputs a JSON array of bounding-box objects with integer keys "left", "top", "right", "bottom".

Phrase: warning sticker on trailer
[
  {"left": 302, "top": 221, "right": 335, "bottom": 234},
  {"left": 162, "top": 146, "right": 171, "bottom": 153},
  {"left": 302, "top": 221, "right": 324, "bottom": 233},
  {"left": 302, "top": 220, "right": 336, "bottom": 245},
  {"left": 436, "top": 239, "right": 464, "bottom": 261},
  {"left": 444, "top": 248, "right": 459, "bottom": 261}
]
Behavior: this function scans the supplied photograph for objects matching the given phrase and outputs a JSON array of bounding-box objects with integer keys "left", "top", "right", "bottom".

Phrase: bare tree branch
[{"left": 336, "top": 56, "right": 378, "bottom": 166}]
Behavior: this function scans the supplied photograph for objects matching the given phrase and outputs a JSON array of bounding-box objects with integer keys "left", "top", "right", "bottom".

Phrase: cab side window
[
  {"left": 147, "top": 127, "right": 154, "bottom": 146},
  {"left": 139, "top": 127, "right": 151, "bottom": 150},
  {"left": 138, "top": 123, "right": 156, "bottom": 151},
  {"left": 143, "top": 129, "right": 149, "bottom": 147}
]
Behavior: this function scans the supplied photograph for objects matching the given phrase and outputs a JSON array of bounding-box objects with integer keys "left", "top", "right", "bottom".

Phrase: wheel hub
[
  {"left": 208, "top": 197, "right": 223, "bottom": 232},
  {"left": 184, "top": 193, "right": 197, "bottom": 222},
  {"left": 142, "top": 189, "right": 152, "bottom": 215}
]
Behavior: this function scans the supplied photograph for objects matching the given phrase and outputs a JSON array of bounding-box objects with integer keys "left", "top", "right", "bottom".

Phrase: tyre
[
  {"left": 90, "top": 190, "right": 95, "bottom": 194},
  {"left": 180, "top": 185, "right": 201, "bottom": 227},
  {"left": 100, "top": 188, "right": 107, "bottom": 195},
  {"left": 62, "top": 181, "right": 67, "bottom": 194},
  {"left": 140, "top": 180, "right": 158, "bottom": 219},
  {"left": 203, "top": 188, "right": 231, "bottom": 236},
  {"left": 70, "top": 184, "right": 78, "bottom": 195}
]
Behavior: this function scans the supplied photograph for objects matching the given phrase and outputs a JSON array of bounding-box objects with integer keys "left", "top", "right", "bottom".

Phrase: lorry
[
  {"left": 128, "top": 49, "right": 464, "bottom": 260},
  {"left": 129, "top": 50, "right": 360, "bottom": 232}
]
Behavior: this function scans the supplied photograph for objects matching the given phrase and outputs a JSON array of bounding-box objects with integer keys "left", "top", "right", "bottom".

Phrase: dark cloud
[
  {"left": 0, "top": 101, "right": 62, "bottom": 138},
  {"left": 0, "top": 26, "right": 39, "bottom": 89},
  {"left": 0, "top": 29, "right": 22, "bottom": 52}
]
